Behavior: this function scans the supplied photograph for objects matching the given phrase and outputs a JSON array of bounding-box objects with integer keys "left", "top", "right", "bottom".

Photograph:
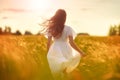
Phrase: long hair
[{"left": 45, "top": 9, "right": 66, "bottom": 38}]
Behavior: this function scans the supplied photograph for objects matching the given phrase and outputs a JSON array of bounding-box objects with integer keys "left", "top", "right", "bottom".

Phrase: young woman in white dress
[{"left": 45, "top": 9, "right": 85, "bottom": 80}]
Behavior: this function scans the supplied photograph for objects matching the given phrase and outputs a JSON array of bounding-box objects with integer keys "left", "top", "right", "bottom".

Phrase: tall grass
[
  {"left": 75, "top": 36, "right": 120, "bottom": 80},
  {"left": 0, "top": 35, "right": 120, "bottom": 80}
]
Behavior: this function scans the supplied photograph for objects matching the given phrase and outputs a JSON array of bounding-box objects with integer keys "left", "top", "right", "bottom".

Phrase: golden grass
[{"left": 0, "top": 35, "right": 120, "bottom": 80}]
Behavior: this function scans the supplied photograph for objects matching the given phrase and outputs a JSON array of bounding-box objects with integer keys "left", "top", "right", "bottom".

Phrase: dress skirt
[{"left": 47, "top": 41, "right": 81, "bottom": 75}]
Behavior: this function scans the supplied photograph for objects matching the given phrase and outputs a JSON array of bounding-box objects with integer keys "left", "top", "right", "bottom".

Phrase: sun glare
[{"left": 27, "top": 0, "right": 51, "bottom": 10}]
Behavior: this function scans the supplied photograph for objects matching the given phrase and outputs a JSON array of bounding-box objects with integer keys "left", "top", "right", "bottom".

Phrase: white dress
[{"left": 47, "top": 25, "right": 81, "bottom": 78}]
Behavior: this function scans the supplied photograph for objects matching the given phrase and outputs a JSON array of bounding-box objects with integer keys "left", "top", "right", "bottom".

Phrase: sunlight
[{"left": 27, "top": 0, "right": 51, "bottom": 10}]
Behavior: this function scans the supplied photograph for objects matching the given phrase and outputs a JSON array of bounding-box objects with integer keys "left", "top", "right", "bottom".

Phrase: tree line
[
  {"left": 108, "top": 24, "right": 120, "bottom": 36},
  {"left": 0, "top": 26, "right": 40, "bottom": 35},
  {"left": 1, "top": 24, "right": 120, "bottom": 36},
  {"left": 0, "top": 26, "right": 89, "bottom": 36}
]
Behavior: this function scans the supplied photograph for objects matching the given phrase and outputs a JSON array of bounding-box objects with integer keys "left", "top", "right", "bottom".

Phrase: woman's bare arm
[
  {"left": 47, "top": 36, "right": 52, "bottom": 52},
  {"left": 69, "top": 36, "right": 85, "bottom": 56}
]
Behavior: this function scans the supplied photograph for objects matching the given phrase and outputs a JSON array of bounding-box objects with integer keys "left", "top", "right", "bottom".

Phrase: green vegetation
[
  {"left": 108, "top": 24, "right": 120, "bottom": 36},
  {"left": 0, "top": 35, "right": 120, "bottom": 80}
]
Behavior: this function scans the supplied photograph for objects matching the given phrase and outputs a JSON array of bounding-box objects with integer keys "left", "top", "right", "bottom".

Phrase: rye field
[{"left": 0, "top": 35, "right": 120, "bottom": 80}]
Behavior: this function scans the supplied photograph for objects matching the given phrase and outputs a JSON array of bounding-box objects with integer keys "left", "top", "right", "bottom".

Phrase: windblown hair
[{"left": 45, "top": 9, "right": 66, "bottom": 38}]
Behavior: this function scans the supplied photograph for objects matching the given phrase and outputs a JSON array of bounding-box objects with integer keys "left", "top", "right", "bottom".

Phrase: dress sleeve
[{"left": 67, "top": 26, "right": 77, "bottom": 39}]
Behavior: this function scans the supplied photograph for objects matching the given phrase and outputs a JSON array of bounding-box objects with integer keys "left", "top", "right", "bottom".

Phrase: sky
[{"left": 0, "top": 0, "right": 120, "bottom": 36}]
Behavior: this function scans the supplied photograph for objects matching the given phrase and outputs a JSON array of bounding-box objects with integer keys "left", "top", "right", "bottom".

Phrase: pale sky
[{"left": 0, "top": 0, "right": 120, "bottom": 36}]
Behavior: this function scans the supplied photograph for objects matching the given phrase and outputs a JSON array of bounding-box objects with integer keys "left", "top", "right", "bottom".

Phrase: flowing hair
[{"left": 42, "top": 9, "right": 66, "bottom": 38}]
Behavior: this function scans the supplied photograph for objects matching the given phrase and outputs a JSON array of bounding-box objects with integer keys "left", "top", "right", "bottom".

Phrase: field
[{"left": 0, "top": 35, "right": 120, "bottom": 80}]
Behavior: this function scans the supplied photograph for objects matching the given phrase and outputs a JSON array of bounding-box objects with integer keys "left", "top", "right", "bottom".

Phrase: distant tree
[
  {"left": 14, "top": 30, "right": 22, "bottom": 35},
  {"left": 113, "top": 25, "right": 117, "bottom": 35},
  {"left": 0, "top": 27, "right": 2, "bottom": 34},
  {"left": 4, "top": 26, "right": 11, "bottom": 34},
  {"left": 77, "top": 33, "right": 89, "bottom": 36},
  {"left": 118, "top": 25, "right": 120, "bottom": 36},
  {"left": 108, "top": 26, "right": 113, "bottom": 36},
  {"left": 36, "top": 31, "right": 41, "bottom": 35},
  {"left": 24, "top": 31, "right": 33, "bottom": 35},
  {"left": 108, "top": 25, "right": 117, "bottom": 36}
]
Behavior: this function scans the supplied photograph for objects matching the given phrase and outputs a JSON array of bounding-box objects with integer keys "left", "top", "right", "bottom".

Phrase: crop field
[{"left": 0, "top": 35, "right": 120, "bottom": 80}]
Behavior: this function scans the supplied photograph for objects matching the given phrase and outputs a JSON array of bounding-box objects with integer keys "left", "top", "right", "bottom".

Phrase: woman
[{"left": 45, "top": 9, "right": 85, "bottom": 80}]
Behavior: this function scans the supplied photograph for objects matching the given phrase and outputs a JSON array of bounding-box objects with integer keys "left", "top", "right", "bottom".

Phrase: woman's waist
[
  {"left": 54, "top": 40, "right": 68, "bottom": 43},
  {"left": 54, "top": 39, "right": 68, "bottom": 42},
  {"left": 52, "top": 40, "right": 70, "bottom": 47}
]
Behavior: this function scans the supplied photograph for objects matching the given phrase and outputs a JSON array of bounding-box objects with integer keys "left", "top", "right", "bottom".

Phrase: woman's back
[{"left": 53, "top": 25, "right": 76, "bottom": 42}]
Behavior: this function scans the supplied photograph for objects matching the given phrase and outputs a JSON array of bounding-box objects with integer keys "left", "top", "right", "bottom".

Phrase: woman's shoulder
[{"left": 64, "top": 25, "right": 72, "bottom": 30}]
